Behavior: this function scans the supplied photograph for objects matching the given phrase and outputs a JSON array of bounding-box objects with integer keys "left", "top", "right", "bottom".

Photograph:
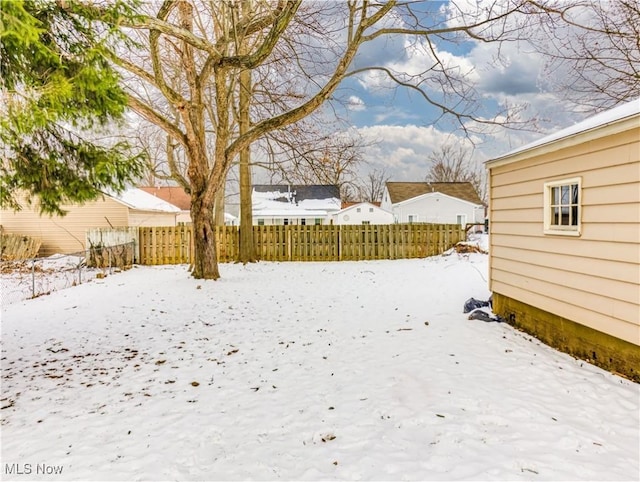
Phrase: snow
[
  {"left": 1, "top": 254, "right": 106, "bottom": 309},
  {"left": 2, "top": 240, "right": 638, "bottom": 481},
  {"left": 493, "top": 97, "right": 639, "bottom": 161},
  {"left": 109, "top": 187, "right": 181, "bottom": 213}
]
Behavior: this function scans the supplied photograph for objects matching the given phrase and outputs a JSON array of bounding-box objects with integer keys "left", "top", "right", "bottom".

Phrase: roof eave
[
  {"left": 392, "top": 191, "right": 483, "bottom": 208},
  {"left": 486, "top": 113, "right": 639, "bottom": 169}
]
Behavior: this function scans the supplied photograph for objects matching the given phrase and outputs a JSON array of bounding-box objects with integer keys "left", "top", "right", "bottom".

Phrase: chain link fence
[{"left": 0, "top": 242, "right": 135, "bottom": 309}]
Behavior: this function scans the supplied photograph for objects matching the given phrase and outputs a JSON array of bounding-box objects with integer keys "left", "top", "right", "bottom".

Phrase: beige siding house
[
  {"left": 0, "top": 188, "right": 179, "bottom": 256},
  {"left": 486, "top": 99, "right": 640, "bottom": 380},
  {"left": 139, "top": 186, "right": 192, "bottom": 224}
]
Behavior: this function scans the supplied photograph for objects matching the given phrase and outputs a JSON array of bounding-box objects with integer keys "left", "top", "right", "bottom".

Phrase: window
[
  {"left": 356, "top": 207, "right": 361, "bottom": 213},
  {"left": 407, "top": 214, "right": 418, "bottom": 224},
  {"left": 283, "top": 218, "right": 289, "bottom": 226},
  {"left": 456, "top": 214, "right": 467, "bottom": 226},
  {"left": 301, "top": 218, "right": 306, "bottom": 226},
  {"left": 544, "top": 177, "right": 581, "bottom": 236},
  {"left": 362, "top": 221, "right": 370, "bottom": 225},
  {"left": 369, "top": 207, "right": 374, "bottom": 213},
  {"left": 314, "top": 218, "right": 322, "bottom": 225},
  {"left": 257, "top": 219, "right": 264, "bottom": 226}
]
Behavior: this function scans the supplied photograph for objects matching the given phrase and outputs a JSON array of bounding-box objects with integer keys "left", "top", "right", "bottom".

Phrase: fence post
[{"left": 31, "top": 258, "right": 35, "bottom": 298}]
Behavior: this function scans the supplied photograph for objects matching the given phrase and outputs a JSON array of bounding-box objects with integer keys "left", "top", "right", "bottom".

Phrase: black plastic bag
[{"left": 463, "top": 297, "right": 490, "bottom": 313}]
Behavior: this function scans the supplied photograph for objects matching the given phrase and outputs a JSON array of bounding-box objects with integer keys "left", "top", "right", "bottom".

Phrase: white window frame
[
  {"left": 407, "top": 214, "right": 419, "bottom": 224},
  {"left": 543, "top": 177, "right": 582, "bottom": 236},
  {"left": 456, "top": 214, "right": 467, "bottom": 227}
]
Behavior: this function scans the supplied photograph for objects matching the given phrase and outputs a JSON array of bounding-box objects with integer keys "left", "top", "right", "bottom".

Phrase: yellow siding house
[
  {"left": 486, "top": 99, "right": 640, "bottom": 381},
  {"left": 0, "top": 188, "right": 179, "bottom": 256}
]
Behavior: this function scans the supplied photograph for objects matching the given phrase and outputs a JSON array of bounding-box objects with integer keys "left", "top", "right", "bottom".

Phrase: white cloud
[
  {"left": 355, "top": 124, "right": 476, "bottom": 181},
  {"left": 347, "top": 95, "right": 366, "bottom": 111}
]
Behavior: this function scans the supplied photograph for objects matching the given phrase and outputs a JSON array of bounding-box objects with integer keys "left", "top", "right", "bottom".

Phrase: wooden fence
[
  {"left": 86, "top": 227, "right": 139, "bottom": 262},
  {"left": 138, "top": 224, "right": 463, "bottom": 265},
  {"left": 0, "top": 232, "right": 42, "bottom": 260}
]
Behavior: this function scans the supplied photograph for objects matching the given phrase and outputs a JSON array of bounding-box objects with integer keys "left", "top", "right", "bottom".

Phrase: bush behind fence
[{"left": 138, "top": 224, "right": 464, "bottom": 265}]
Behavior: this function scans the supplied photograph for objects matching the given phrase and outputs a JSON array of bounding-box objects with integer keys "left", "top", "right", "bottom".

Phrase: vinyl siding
[
  {"left": 332, "top": 204, "right": 394, "bottom": 225},
  {"left": 0, "top": 195, "right": 129, "bottom": 256},
  {"left": 488, "top": 127, "right": 640, "bottom": 346},
  {"left": 393, "top": 192, "right": 484, "bottom": 224}
]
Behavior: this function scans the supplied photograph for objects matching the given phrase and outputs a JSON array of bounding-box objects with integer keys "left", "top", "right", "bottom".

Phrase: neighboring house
[
  {"left": 139, "top": 186, "right": 191, "bottom": 223},
  {"left": 485, "top": 98, "right": 640, "bottom": 380},
  {"left": 139, "top": 186, "right": 238, "bottom": 225},
  {"left": 331, "top": 202, "right": 394, "bottom": 225},
  {"left": 252, "top": 185, "right": 341, "bottom": 226},
  {"left": 0, "top": 188, "right": 180, "bottom": 256},
  {"left": 381, "top": 182, "right": 485, "bottom": 226}
]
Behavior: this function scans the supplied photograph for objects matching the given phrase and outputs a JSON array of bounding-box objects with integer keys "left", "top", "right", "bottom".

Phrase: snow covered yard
[{"left": 1, "top": 248, "right": 638, "bottom": 481}]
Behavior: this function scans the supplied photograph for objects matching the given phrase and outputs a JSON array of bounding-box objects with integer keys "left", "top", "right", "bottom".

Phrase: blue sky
[{"left": 301, "top": 1, "right": 600, "bottom": 184}]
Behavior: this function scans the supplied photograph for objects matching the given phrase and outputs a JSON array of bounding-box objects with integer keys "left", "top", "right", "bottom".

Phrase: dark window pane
[
  {"left": 571, "top": 184, "right": 579, "bottom": 204},
  {"left": 553, "top": 207, "right": 560, "bottom": 225},
  {"left": 561, "top": 185, "right": 569, "bottom": 204},
  {"left": 571, "top": 205, "right": 578, "bottom": 225},
  {"left": 552, "top": 186, "right": 559, "bottom": 204},
  {"left": 561, "top": 206, "right": 570, "bottom": 225}
]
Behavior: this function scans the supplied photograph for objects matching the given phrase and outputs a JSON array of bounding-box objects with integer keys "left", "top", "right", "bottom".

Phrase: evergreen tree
[{"left": 0, "top": 0, "right": 144, "bottom": 215}]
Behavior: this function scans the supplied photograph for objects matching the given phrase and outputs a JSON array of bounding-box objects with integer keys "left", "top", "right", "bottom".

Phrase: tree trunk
[
  {"left": 214, "top": 182, "right": 225, "bottom": 226},
  {"left": 237, "top": 88, "right": 255, "bottom": 263},
  {"left": 238, "top": 145, "right": 255, "bottom": 263},
  {"left": 238, "top": 0, "right": 256, "bottom": 264},
  {"left": 190, "top": 193, "right": 220, "bottom": 280}
]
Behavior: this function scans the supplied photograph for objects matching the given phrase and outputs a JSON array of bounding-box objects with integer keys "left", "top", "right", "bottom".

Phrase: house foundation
[{"left": 493, "top": 292, "right": 640, "bottom": 383}]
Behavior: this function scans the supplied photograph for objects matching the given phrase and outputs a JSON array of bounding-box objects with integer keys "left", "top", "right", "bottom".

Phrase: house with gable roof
[
  {"left": 139, "top": 186, "right": 192, "bottom": 224},
  {"left": 380, "top": 181, "right": 485, "bottom": 226},
  {"left": 486, "top": 98, "right": 640, "bottom": 380},
  {"left": 251, "top": 185, "right": 341, "bottom": 225},
  {"left": 331, "top": 202, "right": 393, "bottom": 225},
  {"left": 0, "top": 188, "right": 180, "bottom": 256},
  {"left": 139, "top": 186, "right": 237, "bottom": 225}
]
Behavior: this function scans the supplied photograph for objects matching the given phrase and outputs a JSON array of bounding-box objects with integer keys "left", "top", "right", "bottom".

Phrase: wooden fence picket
[
  {"left": 137, "top": 223, "right": 463, "bottom": 265},
  {"left": 0, "top": 233, "right": 41, "bottom": 260}
]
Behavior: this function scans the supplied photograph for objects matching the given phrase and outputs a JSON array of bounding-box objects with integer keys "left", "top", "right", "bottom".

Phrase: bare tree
[
  {"left": 536, "top": 1, "right": 640, "bottom": 112},
  {"left": 425, "top": 143, "right": 486, "bottom": 203},
  {"left": 128, "top": 122, "right": 180, "bottom": 187},
  {"left": 356, "top": 168, "right": 390, "bottom": 204},
  {"left": 261, "top": 121, "right": 366, "bottom": 201},
  {"left": 91, "top": 0, "right": 576, "bottom": 279}
]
